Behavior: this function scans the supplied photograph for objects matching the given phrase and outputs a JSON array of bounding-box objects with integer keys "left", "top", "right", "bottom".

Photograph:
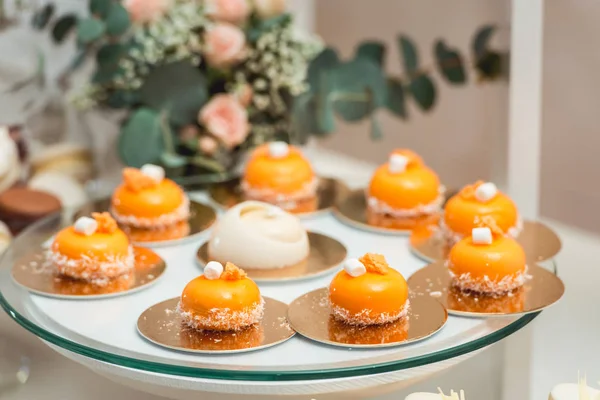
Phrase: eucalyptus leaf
[
  {"left": 160, "top": 152, "right": 188, "bottom": 168},
  {"left": 247, "top": 14, "right": 291, "bottom": 42},
  {"left": 330, "top": 58, "right": 386, "bottom": 121},
  {"left": 119, "top": 108, "right": 165, "bottom": 167},
  {"left": 434, "top": 40, "right": 467, "bottom": 84},
  {"left": 52, "top": 14, "right": 78, "bottom": 43},
  {"left": 370, "top": 115, "right": 383, "bottom": 140},
  {"left": 317, "top": 93, "right": 336, "bottom": 132},
  {"left": 97, "top": 43, "right": 125, "bottom": 68},
  {"left": 139, "top": 61, "right": 208, "bottom": 125},
  {"left": 92, "top": 64, "right": 123, "bottom": 84},
  {"left": 409, "top": 75, "right": 436, "bottom": 111},
  {"left": 476, "top": 52, "right": 503, "bottom": 80},
  {"left": 90, "top": 0, "right": 111, "bottom": 19},
  {"left": 307, "top": 48, "right": 340, "bottom": 93},
  {"left": 398, "top": 35, "right": 419, "bottom": 72},
  {"left": 106, "top": 90, "right": 138, "bottom": 108},
  {"left": 77, "top": 18, "right": 105, "bottom": 44},
  {"left": 32, "top": 4, "right": 54, "bottom": 29},
  {"left": 356, "top": 41, "right": 386, "bottom": 67},
  {"left": 105, "top": 2, "right": 130, "bottom": 36},
  {"left": 385, "top": 78, "right": 406, "bottom": 118},
  {"left": 291, "top": 93, "right": 327, "bottom": 140},
  {"left": 473, "top": 25, "right": 496, "bottom": 59}
]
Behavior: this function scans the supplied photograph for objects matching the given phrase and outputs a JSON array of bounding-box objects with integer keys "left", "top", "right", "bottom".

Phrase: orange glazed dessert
[
  {"left": 241, "top": 142, "right": 318, "bottom": 213},
  {"left": 329, "top": 253, "right": 409, "bottom": 325},
  {"left": 178, "top": 262, "right": 264, "bottom": 331},
  {"left": 49, "top": 212, "right": 134, "bottom": 284},
  {"left": 447, "top": 219, "right": 528, "bottom": 294},
  {"left": 111, "top": 164, "right": 189, "bottom": 230},
  {"left": 443, "top": 181, "right": 521, "bottom": 246},
  {"left": 367, "top": 149, "right": 444, "bottom": 229}
]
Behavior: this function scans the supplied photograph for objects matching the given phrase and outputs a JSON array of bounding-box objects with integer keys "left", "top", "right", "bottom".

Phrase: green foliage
[
  {"left": 409, "top": 75, "right": 436, "bottom": 111},
  {"left": 398, "top": 35, "right": 418, "bottom": 72},
  {"left": 385, "top": 78, "right": 406, "bottom": 118},
  {"left": 330, "top": 57, "right": 386, "bottom": 121},
  {"left": 435, "top": 40, "right": 467, "bottom": 84},
  {"left": 118, "top": 108, "right": 165, "bottom": 167},
  {"left": 160, "top": 153, "right": 188, "bottom": 168},
  {"left": 299, "top": 24, "right": 505, "bottom": 140},
  {"left": 476, "top": 52, "right": 503, "bottom": 79},
  {"left": 307, "top": 48, "right": 340, "bottom": 92},
  {"left": 77, "top": 18, "right": 105, "bottom": 44},
  {"left": 32, "top": 4, "right": 55, "bottom": 29},
  {"left": 356, "top": 41, "right": 386, "bottom": 67},
  {"left": 97, "top": 43, "right": 126, "bottom": 68},
  {"left": 370, "top": 115, "right": 383, "bottom": 140},
  {"left": 473, "top": 25, "right": 496, "bottom": 59},
  {"left": 52, "top": 15, "right": 78, "bottom": 43},
  {"left": 90, "top": 0, "right": 112, "bottom": 19},
  {"left": 105, "top": 2, "right": 130, "bottom": 36},
  {"left": 106, "top": 90, "right": 138, "bottom": 108},
  {"left": 138, "top": 61, "right": 209, "bottom": 126},
  {"left": 247, "top": 14, "right": 291, "bottom": 42}
]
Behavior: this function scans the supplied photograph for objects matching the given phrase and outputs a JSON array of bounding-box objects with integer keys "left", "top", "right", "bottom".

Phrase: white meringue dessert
[
  {"left": 208, "top": 201, "right": 309, "bottom": 270},
  {"left": 549, "top": 380, "right": 599, "bottom": 400}
]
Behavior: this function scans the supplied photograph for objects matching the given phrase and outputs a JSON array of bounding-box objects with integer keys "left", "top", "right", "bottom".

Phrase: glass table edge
[{"left": 0, "top": 292, "right": 539, "bottom": 381}]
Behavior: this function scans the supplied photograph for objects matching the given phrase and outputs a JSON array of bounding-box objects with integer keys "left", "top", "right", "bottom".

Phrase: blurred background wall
[
  {"left": 540, "top": 1, "right": 600, "bottom": 234},
  {"left": 315, "top": 0, "right": 510, "bottom": 191}
]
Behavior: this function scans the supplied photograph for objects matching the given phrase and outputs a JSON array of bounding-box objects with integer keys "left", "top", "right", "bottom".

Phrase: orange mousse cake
[
  {"left": 178, "top": 262, "right": 264, "bottom": 331},
  {"left": 367, "top": 149, "right": 444, "bottom": 229},
  {"left": 111, "top": 164, "right": 189, "bottom": 230},
  {"left": 49, "top": 212, "right": 134, "bottom": 284},
  {"left": 447, "top": 219, "right": 528, "bottom": 294},
  {"left": 443, "top": 181, "right": 521, "bottom": 246},
  {"left": 329, "top": 253, "right": 409, "bottom": 325},
  {"left": 241, "top": 142, "right": 318, "bottom": 213}
]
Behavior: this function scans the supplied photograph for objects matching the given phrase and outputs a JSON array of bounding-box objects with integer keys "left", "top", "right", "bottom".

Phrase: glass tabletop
[{"left": 0, "top": 201, "right": 551, "bottom": 381}]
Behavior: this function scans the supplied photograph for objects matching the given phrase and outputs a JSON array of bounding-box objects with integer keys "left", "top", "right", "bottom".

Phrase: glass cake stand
[{"left": 0, "top": 193, "right": 555, "bottom": 398}]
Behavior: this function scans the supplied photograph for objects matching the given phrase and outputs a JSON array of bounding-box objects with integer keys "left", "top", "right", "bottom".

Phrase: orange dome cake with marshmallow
[
  {"left": 178, "top": 262, "right": 264, "bottom": 331},
  {"left": 329, "top": 253, "right": 409, "bottom": 325},
  {"left": 49, "top": 212, "right": 134, "bottom": 283},
  {"left": 111, "top": 165, "right": 189, "bottom": 230},
  {"left": 241, "top": 142, "right": 318, "bottom": 213},
  {"left": 443, "top": 181, "right": 521, "bottom": 246},
  {"left": 447, "top": 219, "right": 528, "bottom": 294},
  {"left": 367, "top": 149, "right": 444, "bottom": 229}
]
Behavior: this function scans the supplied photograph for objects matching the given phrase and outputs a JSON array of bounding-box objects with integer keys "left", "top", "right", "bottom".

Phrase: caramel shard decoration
[
  {"left": 123, "top": 167, "right": 157, "bottom": 192},
  {"left": 221, "top": 262, "right": 247, "bottom": 280},
  {"left": 92, "top": 212, "right": 118, "bottom": 234},
  {"left": 358, "top": 253, "right": 388, "bottom": 274}
]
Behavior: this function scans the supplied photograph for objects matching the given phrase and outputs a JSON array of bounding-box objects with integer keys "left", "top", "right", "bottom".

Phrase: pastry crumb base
[
  {"left": 330, "top": 300, "right": 410, "bottom": 326},
  {"left": 243, "top": 193, "right": 318, "bottom": 214},
  {"left": 177, "top": 298, "right": 265, "bottom": 332},
  {"left": 448, "top": 265, "right": 530, "bottom": 295},
  {"left": 111, "top": 196, "right": 190, "bottom": 229},
  {"left": 49, "top": 247, "right": 135, "bottom": 283},
  {"left": 366, "top": 207, "right": 438, "bottom": 230}
]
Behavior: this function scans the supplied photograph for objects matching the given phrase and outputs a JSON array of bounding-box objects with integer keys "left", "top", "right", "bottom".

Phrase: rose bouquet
[{"left": 50, "top": 0, "right": 321, "bottom": 177}]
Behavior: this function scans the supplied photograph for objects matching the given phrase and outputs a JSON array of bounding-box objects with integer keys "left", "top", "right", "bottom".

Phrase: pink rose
[
  {"left": 203, "top": 23, "right": 247, "bottom": 67},
  {"left": 198, "top": 136, "right": 219, "bottom": 155},
  {"left": 124, "top": 0, "right": 171, "bottom": 24},
  {"left": 199, "top": 95, "right": 250, "bottom": 149},
  {"left": 253, "top": 0, "right": 286, "bottom": 19},
  {"left": 205, "top": 0, "right": 251, "bottom": 24}
]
